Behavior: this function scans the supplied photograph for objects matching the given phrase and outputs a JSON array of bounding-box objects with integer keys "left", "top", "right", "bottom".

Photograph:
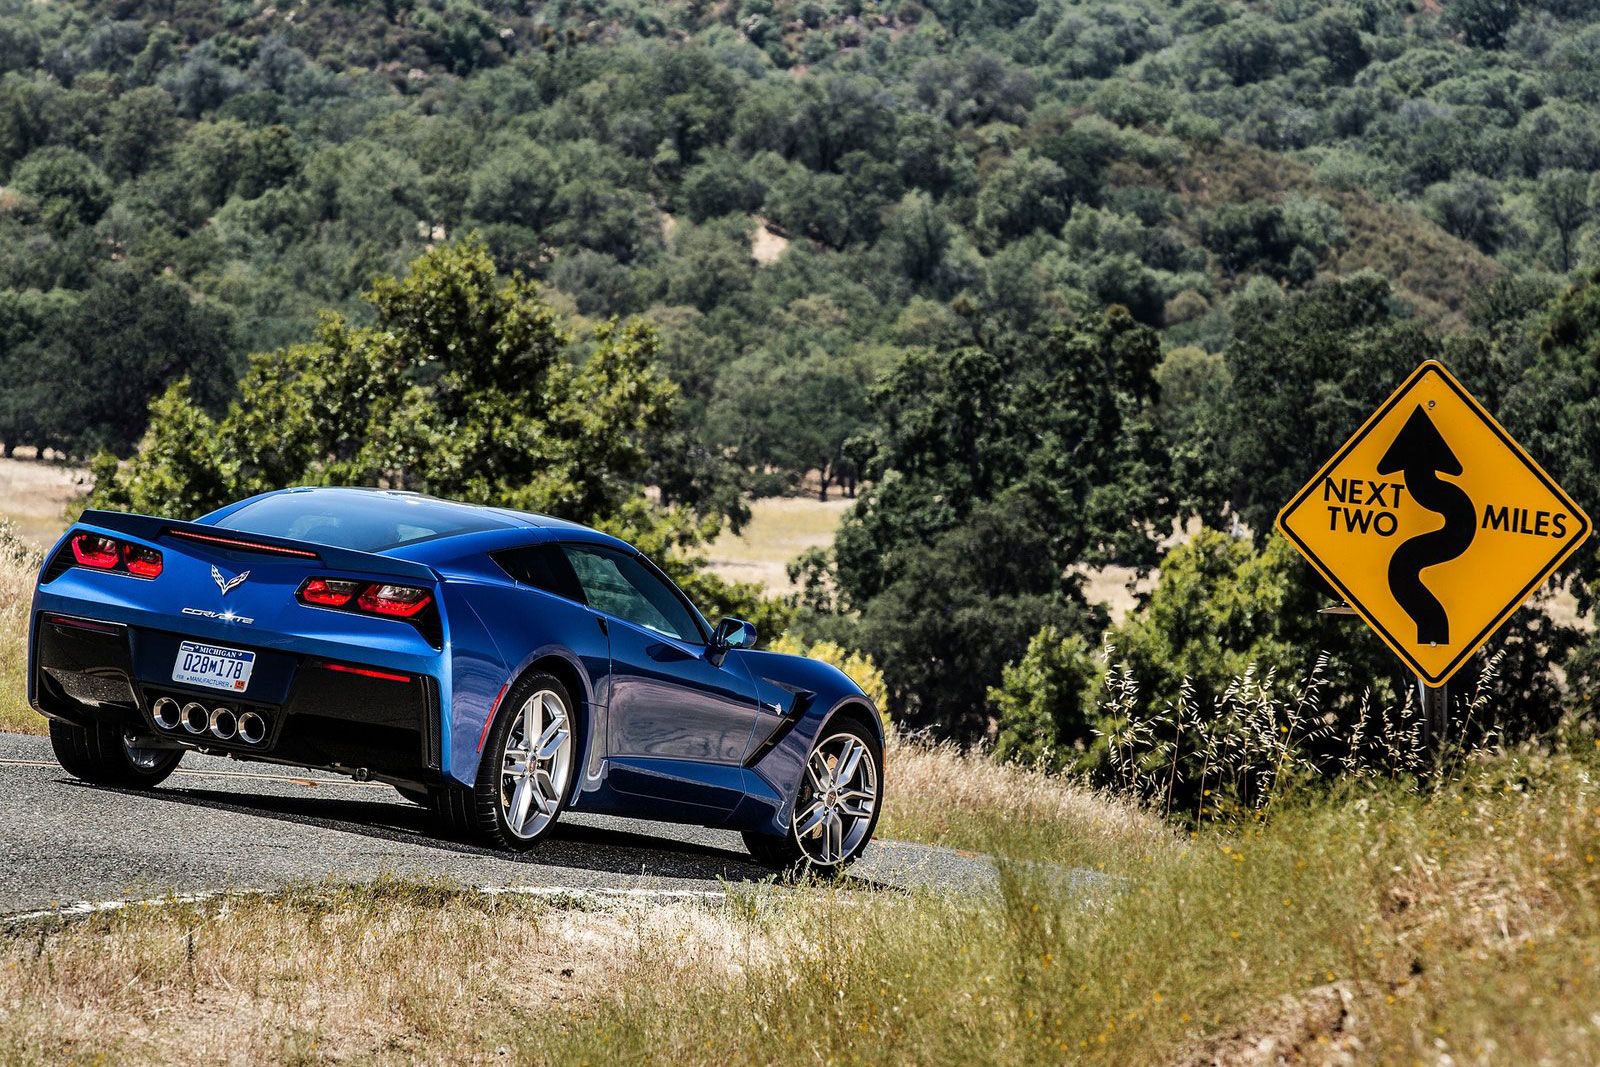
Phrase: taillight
[
  {"left": 122, "top": 543, "right": 164, "bottom": 578},
  {"left": 320, "top": 662, "right": 412, "bottom": 683},
  {"left": 300, "top": 578, "right": 361, "bottom": 607},
  {"left": 71, "top": 534, "right": 120, "bottom": 570},
  {"left": 67, "top": 533, "right": 161, "bottom": 578},
  {"left": 357, "top": 584, "right": 433, "bottom": 618},
  {"left": 298, "top": 578, "right": 433, "bottom": 620}
]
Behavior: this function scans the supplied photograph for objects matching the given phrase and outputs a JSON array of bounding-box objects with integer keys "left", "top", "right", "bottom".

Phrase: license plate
[{"left": 172, "top": 641, "right": 255, "bottom": 693}]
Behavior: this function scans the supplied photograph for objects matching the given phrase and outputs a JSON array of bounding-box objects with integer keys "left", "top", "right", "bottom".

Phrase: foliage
[
  {"left": 0, "top": 0, "right": 1577, "bottom": 482},
  {"left": 1098, "top": 527, "right": 1575, "bottom": 802},
  {"left": 987, "top": 625, "right": 1105, "bottom": 773},
  {"left": 4, "top": 0, "right": 1600, "bottom": 750},
  {"left": 808, "top": 305, "right": 1175, "bottom": 735},
  {"left": 91, "top": 237, "right": 676, "bottom": 520}
]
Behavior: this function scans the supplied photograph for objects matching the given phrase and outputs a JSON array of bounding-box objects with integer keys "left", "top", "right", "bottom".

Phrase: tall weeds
[
  {"left": 0, "top": 520, "right": 40, "bottom": 734},
  {"left": 1093, "top": 647, "right": 1510, "bottom": 822}
]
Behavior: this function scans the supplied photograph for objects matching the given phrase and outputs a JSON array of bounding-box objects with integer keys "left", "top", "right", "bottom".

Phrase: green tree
[
  {"left": 1446, "top": 0, "right": 1522, "bottom": 49},
  {"left": 1423, "top": 176, "right": 1508, "bottom": 253},
  {"left": 974, "top": 150, "right": 1073, "bottom": 249},
  {"left": 55, "top": 268, "right": 237, "bottom": 455},
  {"left": 884, "top": 192, "right": 951, "bottom": 284},
  {"left": 9, "top": 145, "right": 111, "bottom": 232},
  {"left": 465, "top": 141, "right": 560, "bottom": 232},
  {"left": 1532, "top": 168, "right": 1590, "bottom": 272},
  {"left": 816, "top": 307, "right": 1177, "bottom": 732},
  {"left": 989, "top": 626, "right": 1105, "bottom": 771},
  {"left": 102, "top": 86, "right": 178, "bottom": 178},
  {"left": 709, "top": 348, "right": 873, "bottom": 500}
]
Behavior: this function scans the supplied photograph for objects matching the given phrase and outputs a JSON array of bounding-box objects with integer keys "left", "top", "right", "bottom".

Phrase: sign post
[{"left": 1276, "top": 360, "right": 1591, "bottom": 741}]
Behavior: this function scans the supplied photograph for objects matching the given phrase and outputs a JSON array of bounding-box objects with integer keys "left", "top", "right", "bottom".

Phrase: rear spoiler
[{"left": 73, "top": 509, "right": 438, "bottom": 583}]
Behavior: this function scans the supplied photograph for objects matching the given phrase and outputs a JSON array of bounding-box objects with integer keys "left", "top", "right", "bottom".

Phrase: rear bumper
[{"left": 31, "top": 609, "right": 444, "bottom": 783}]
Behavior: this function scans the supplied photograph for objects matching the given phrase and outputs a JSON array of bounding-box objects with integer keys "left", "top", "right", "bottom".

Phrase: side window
[
  {"left": 561, "top": 546, "right": 704, "bottom": 644},
  {"left": 493, "top": 544, "right": 585, "bottom": 603}
]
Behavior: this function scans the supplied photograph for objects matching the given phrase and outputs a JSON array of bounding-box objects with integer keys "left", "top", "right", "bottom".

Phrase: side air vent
[{"left": 40, "top": 545, "right": 73, "bottom": 584}]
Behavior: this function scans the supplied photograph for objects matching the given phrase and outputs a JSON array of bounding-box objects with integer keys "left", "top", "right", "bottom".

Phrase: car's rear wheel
[
  {"left": 433, "top": 671, "right": 576, "bottom": 851},
  {"left": 48, "top": 718, "right": 182, "bottom": 789},
  {"left": 394, "top": 785, "right": 430, "bottom": 807},
  {"left": 744, "top": 718, "right": 881, "bottom": 875}
]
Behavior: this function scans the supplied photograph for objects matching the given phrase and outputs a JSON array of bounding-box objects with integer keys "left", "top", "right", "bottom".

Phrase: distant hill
[
  {"left": 1123, "top": 138, "right": 1503, "bottom": 326},
  {"left": 0, "top": 0, "right": 1595, "bottom": 482}
]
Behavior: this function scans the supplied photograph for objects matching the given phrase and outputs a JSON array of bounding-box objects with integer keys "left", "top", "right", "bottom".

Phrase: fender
[{"left": 483, "top": 641, "right": 604, "bottom": 805}]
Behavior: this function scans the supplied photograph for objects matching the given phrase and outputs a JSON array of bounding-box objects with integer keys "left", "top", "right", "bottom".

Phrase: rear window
[{"left": 215, "top": 492, "right": 513, "bottom": 552}]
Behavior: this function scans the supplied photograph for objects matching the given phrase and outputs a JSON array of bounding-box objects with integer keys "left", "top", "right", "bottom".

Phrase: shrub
[{"left": 987, "top": 625, "right": 1105, "bottom": 772}]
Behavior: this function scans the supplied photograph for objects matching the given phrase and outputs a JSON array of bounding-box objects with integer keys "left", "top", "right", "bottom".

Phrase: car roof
[{"left": 199, "top": 486, "right": 619, "bottom": 555}]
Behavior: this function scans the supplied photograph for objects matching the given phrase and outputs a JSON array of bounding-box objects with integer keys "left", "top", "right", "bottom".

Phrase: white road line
[
  {"left": 478, "top": 884, "right": 727, "bottom": 903},
  {"left": 2, "top": 890, "right": 241, "bottom": 926},
  {"left": 2, "top": 884, "right": 726, "bottom": 926},
  {"left": 0, "top": 757, "right": 386, "bottom": 788}
]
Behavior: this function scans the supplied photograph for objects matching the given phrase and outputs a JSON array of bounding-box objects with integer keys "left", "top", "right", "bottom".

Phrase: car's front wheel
[
  {"left": 745, "top": 719, "right": 881, "bottom": 874},
  {"left": 433, "top": 671, "right": 576, "bottom": 851},
  {"left": 49, "top": 718, "right": 182, "bottom": 789}
]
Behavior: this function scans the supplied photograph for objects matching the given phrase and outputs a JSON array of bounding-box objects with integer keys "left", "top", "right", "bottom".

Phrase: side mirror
[{"left": 711, "top": 617, "right": 757, "bottom": 652}]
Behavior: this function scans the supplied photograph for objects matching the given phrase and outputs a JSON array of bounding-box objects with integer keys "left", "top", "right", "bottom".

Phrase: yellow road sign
[{"left": 1276, "top": 360, "right": 1591, "bottom": 686}]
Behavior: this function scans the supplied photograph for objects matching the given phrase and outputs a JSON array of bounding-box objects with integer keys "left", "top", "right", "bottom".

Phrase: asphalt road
[{"left": 0, "top": 732, "right": 1006, "bottom": 916}]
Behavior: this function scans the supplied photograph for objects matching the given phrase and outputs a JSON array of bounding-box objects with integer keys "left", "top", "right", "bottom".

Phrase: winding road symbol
[{"left": 1376, "top": 406, "right": 1476, "bottom": 645}]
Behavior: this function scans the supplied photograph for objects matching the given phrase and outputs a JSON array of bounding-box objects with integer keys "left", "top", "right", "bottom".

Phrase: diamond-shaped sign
[{"left": 1276, "top": 360, "right": 1591, "bottom": 686}]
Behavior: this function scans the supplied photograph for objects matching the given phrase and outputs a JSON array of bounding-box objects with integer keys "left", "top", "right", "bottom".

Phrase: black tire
[
  {"left": 744, "top": 717, "right": 882, "bottom": 875},
  {"left": 394, "top": 785, "right": 431, "bottom": 807},
  {"left": 49, "top": 718, "right": 182, "bottom": 789},
  {"left": 431, "top": 671, "right": 577, "bottom": 852}
]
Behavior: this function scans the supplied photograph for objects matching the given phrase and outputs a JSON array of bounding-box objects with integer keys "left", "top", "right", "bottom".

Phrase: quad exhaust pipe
[
  {"left": 208, "top": 707, "right": 237, "bottom": 741},
  {"left": 181, "top": 702, "right": 209, "bottom": 735},
  {"left": 237, "top": 710, "right": 266, "bottom": 745},
  {"left": 152, "top": 697, "right": 182, "bottom": 731},
  {"left": 153, "top": 697, "right": 268, "bottom": 745}
]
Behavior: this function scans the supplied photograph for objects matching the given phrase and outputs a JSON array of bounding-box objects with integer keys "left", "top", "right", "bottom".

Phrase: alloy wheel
[
  {"left": 793, "top": 732, "right": 878, "bottom": 866},
  {"left": 498, "top": 689, "right": 573, "bottom": 839}
]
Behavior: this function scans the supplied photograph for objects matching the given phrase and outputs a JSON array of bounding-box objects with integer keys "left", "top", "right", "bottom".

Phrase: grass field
[
  {"left": 705, "top": 494, "right": 853, "bottom": 596},
  {"left": 0, "top": 454, "right": 85, "bottom": 550},
  {"left": 4, "top": 743, "right": 1598, "bottom": 1065}
]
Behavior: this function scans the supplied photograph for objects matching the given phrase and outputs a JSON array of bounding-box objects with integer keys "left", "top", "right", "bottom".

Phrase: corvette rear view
[{"left": 29, "top": 488, "right": 885, "bottom": 873}]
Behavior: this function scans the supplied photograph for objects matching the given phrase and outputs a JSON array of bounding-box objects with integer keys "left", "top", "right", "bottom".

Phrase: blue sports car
[{"left": 28, "top": 487, "right": 884, "bottom": 872}]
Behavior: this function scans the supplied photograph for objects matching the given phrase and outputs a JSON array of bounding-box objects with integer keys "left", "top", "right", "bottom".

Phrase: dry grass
[
  {"left": 881, "top": 736, "right": 1180, "bottom": 874},
  {"left": 705, "top": 494, "right": 852, "bottom": 596},
  {"left": 0, "top": 454, "right": 80, "bottom": 735},
  {"left": 533, "top": 752, "right": 1600, "bottom": 1067},
  {"left": 0, "top": 880, "right": 769, "bottom": 1065},
  {"left": 0, "top": 453, "right": 87, "bottom": 550},
  {"left": 0, "top": 520, "right": 40, "bottom": 736},
  {"left": 4, "top": 745, "right": 1600, "bottom": 1065}
]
